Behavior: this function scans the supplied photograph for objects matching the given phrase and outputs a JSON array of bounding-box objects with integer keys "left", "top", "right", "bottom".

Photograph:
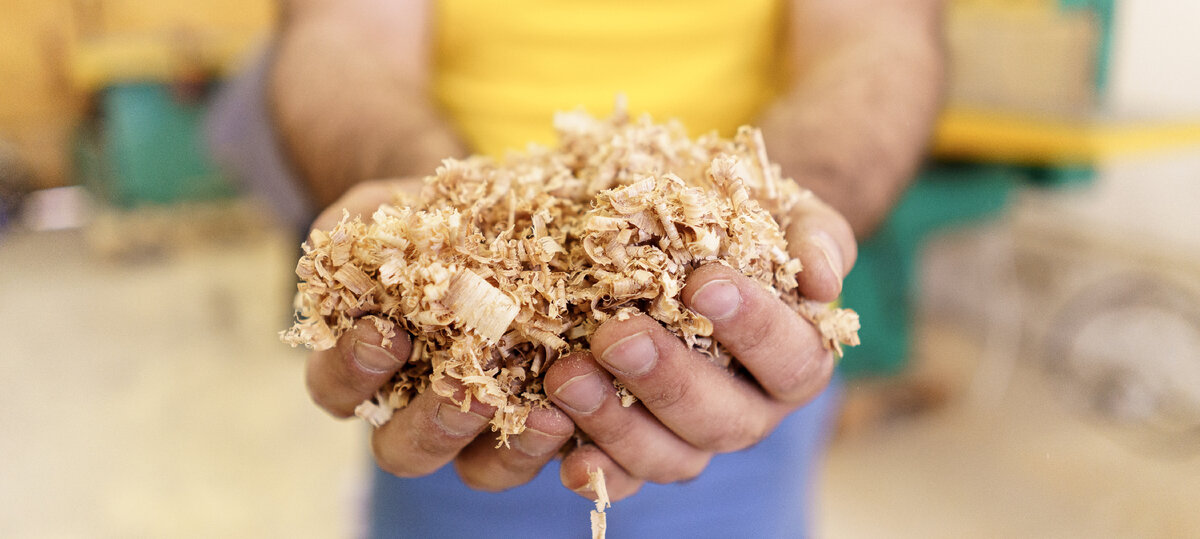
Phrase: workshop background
[{"left": 1, "top": 0, "right": 1198, "bottom": 537}]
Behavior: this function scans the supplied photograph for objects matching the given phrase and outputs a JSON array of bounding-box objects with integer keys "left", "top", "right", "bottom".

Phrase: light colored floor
[
  {"left": 1, "top": 223, "right": 1196, "bottom": 538},
  {"left": 819, "top": 322, "right": 1200, "bottom": 538},
  {"left": 0, "top": 227, "right": 366, "bottom": 538}
]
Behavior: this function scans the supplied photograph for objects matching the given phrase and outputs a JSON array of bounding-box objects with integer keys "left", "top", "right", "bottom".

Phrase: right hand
[{"left": 304, "top": 178, "right": 576, "bottom": 490}]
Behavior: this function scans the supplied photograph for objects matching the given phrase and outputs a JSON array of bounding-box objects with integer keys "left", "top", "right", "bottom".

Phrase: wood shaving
[
  {"left": 613, "top": 380, "right": 638, "bottom": 408},
  {"left": 281, "top": 105, "right": 861, "bottom": 446},
  {"left": 587, "top": 467, "right": 610, "bottom": 539}
]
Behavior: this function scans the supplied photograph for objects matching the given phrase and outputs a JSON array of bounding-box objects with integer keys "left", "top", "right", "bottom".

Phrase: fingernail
[
  {"left": 353, "top": 340, "right": 401, "bottom": 374},
  {"left": 690, "top": 279, "right": 741, "bottom": 321},
  {"left": 553, "top": 373, "right": 607, "bottom": 414},
  {"left": 811, "top": 231, "right": 844, "bottom": 286},
  {"left": 573, "top": 485, "right": 599, "bottom": 499},
  {"left": 433, "top": 403, "right": 489, "bottom": 437},
  {"left": 599, "top": 332, "right": 657, "bottom": 376},
  {"left": 511, "top": 428, "right": 564, "bottom": 457}
]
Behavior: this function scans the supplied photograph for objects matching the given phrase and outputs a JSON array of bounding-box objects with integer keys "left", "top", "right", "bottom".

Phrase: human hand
[
  {"left": 304, "top": 178, "right": 576, "bottom": 490},
  {"left": 544, "top": 193, "right": 856, "bottom": 501}
]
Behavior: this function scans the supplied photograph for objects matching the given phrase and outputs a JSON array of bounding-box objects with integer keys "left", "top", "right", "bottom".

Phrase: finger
[
  {"left": 372, "top": 379, "right": 496, "bottom": 478},
  {"left": 560, "top": 444, "right": 645, "bottom": 503},
  {"left": 588, "top": 314, "right": 796, "bottom": 453},
  {"left": 310, "top": 178, "right": 421, "bottom": 231},
  {"left": 682, "top": 263, "right": 836, "bottom": 405},
  {"left": 305, "top": 317, "right": 412, "bottom": 418},
  {"left": 786, "top": 195, "right": 857, "bottom": 302},
  {"left": 543, "top": 352, "right": 712, "bottom": 483},
  {"left": 453, "top": 405, "right": 575, "bottom": 491}
]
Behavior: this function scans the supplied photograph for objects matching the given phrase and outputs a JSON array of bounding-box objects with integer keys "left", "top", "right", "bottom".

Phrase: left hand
[{"left": 542, "top": 193, "right": 857, "bottom": 501}]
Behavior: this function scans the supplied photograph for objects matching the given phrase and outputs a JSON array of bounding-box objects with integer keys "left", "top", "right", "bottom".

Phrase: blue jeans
[{"left": 367, "top": 380, "right": 840, "bottom": 539}]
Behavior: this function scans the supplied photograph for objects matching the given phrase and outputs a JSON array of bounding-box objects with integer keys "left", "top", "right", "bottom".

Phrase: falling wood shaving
[
  {"left": 281, "top": 104, "right": 861, "bottom": 447},
  {"left": 588, "top": 467, "right": 610, "bottom": 539}
]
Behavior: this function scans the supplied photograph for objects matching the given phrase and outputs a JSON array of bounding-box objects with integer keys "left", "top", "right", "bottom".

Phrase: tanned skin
[{"left": 273, "top": 0, "right": 944, "bottom": 503}]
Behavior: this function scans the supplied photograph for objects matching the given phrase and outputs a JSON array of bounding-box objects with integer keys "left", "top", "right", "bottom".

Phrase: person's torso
[{"left": 433, "top": 0, "right": 788, "bottom": 156}]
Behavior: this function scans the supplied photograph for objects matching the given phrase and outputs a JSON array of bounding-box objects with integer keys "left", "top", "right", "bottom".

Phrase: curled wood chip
[
  {"left": 614, "top": 381, "right": 637, "bottom": 408},
  {"left": 354, "top": 392, "right": 394, "bottom": 427},
  {"left": 334, "top": 264, "right": 375, "bottom": 296},
  {"left": 444, "top": 269, "right": 520, "bottom": 342},
  {"left": 796, "top": 299, "right": 863, "bottom": 357},
  {"left": 281, "top": 104, "right": 861, "bottom": 445},
  {"left": 588, "top": 467, "right": 610, "bottom": 539}
]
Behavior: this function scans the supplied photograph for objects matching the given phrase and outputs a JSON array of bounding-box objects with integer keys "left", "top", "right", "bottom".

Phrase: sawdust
[{"left": 281, "top": 104, "right": 861, "bottom": 445}]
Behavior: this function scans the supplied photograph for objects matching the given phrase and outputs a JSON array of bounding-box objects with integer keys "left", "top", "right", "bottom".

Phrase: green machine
[
  {"left": 840, "top": 164, "right": 1020, "bottom": 377},
  {"left": 837, "top": 0, "right": 1114, "bottom": 377},
  {"left": 75, "top": 82, "right": 234, "bottom": 209}
]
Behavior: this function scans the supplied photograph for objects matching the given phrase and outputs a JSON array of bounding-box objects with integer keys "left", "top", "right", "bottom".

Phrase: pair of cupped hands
[{"left": 304, "top": 177, "right": 856, "bottom": 502}]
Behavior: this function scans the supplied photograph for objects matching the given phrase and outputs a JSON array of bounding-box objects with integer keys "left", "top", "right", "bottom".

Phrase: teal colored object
[
  {"left": 838, "top": 162, "right": 1096, "bottom": 377},
  {"left": 837, "top": 0, "right": 1113, "bottom": 378},
  {"left": 77, "top": 82, "right": 233, "bottom": 208},
  {"left": 1022, "top": 163, "right": 1096, "bottom": 187},
  {"left": 1058, "top": 0, "right": 1116, "bottom": 92},
  {"left": 839, "top": 164, "right": 1020, "bottom": 377}
]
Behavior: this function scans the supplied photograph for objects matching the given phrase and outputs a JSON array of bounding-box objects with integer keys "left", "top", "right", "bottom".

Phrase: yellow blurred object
[
  {"left": 66, "top": 0, "right": 273, "bottom": 90},
  {"left": 0, "top": 0, "right": 274, "bottom": 188},
  {"left": 69, "top": 31, "right": 265, "bottom": 91},
  {"left": 82, "top": 0, "right": 274, "bottom": 35},
  {"left": 433, "top": 0, "right": 786, "bottom": 157},
  {"left": 934, "top": 108, "right": 1200, "bottom": 164},
  {"left": 949, "top": 0, "right": 1057, "bottom": 12}
]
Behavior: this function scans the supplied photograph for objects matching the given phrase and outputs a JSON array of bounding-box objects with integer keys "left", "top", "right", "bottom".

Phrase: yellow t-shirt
[{"left": 433, "top": 0, "right": 787, "bottom": 157}]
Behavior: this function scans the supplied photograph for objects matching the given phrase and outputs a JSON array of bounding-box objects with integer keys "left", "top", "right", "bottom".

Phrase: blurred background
[{"left": 1, "top": 0, "right": 1198, "bottom": 537}]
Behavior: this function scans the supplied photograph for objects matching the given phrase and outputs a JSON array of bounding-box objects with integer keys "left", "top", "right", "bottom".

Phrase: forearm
[
  {"left": 761, "top": 0, "right": 945, "bottom": 238},
  {"left": 270, "top": 0, "right": 465, "bottom": 208}
]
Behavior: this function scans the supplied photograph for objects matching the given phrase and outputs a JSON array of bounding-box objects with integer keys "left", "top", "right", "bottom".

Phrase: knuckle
[
  {"left": 687, "top": 429, "right": 725, "bottom": 453},
  {"left": 638, "top": 375, "right": 691, "bottom": 413},
  {"left": 643, "top": 452, "right": 711, "bottom": 484},
  {"left": 692, "top": 414, "right": 770, "bottom": 453},
  {"left": 725, "top": 310, "right": 778, "bottom": 358},
  {"left": 493, "top": 444, "right": 542, "bottom": 474},
  {"left": 626, "top": 458, "right": 668, "bottom": 483},
  {"left": 414, "top": 427, "right": 466, "bottom": 457},
  {"left": 641, "top": 466, "right": 678, "bottom": 484},
  {"left": 490, "top": 452, "right": 543, "bottom": 489},
  {"left": 583, "top": 416, "right": 635, "bottom": 447},
  {"left": 675, "top": 453, "right": 712, "bottom": 482},
  {"left": 768, "top": 349, "right": 834, "bottom": 404},
  {"left": 455, "top": 461, "right": 511, "bottom": 493},
  {"left": 610, "top": 480, "right": 646, "bottom": 502},
  {"left": 769, "top": 362, "right": 812, "bottom": 403},
  {"left": 739, "top": 416, "right": 773, "bottom": 449}
]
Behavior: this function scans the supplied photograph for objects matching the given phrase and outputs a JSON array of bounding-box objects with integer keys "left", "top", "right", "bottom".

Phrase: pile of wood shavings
[{"left": 281, "top": 105, "right": 861, "bottom": 445}]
